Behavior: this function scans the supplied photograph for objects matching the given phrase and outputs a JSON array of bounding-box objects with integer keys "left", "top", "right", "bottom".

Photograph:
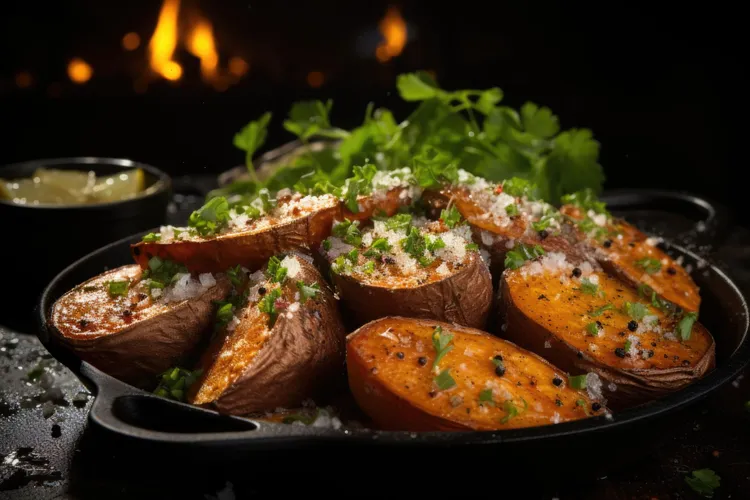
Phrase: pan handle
[{"left": 82, "top": 363, "right": 317, "bottom": 444}]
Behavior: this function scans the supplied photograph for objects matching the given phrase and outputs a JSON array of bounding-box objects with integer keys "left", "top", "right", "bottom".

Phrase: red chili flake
[
  {"left": 494, "top": 185, "right": 504, "bottom": 194},
  {"left": 274, "top": 299, "right": 289, "bottom": 310}
]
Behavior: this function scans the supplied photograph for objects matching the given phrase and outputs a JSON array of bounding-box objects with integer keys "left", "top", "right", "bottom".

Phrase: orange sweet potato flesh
[
  {"left": 330, "top": 251, "right": 493, "bottom": 330},
  {"left": 188, "top": 255, "right": 346, "bottom": 415},
  {"left": 49, "top": 265, "right": 232, "bottom": 388},
  {"left": 500, "top": 264, "right": 715, "bottom": 409},
  {"left": 347, "top": 317, "right": 606, "bottom": 431},
  {"left": 343, "top": 187, "right": 416, "bottom": 222},
  {"left": 560, "top": 205, "right": 700, "bottom": 312}
]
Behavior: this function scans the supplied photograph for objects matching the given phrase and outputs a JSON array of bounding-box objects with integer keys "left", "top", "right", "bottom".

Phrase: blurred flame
[
  {"left": 228, "top": 57, "right": 249, "bottom": 78},
  {"left": 122, "top": 32, "right": 141, "bottom": 51},
  {"left": 376, "top": 7, "right": 407, "bottom": 63},
  {"left": 148, "top": 0, "right": 181, "bottom": 81},
  {"left": 15, "top": 71, "right": 33, "bottom": 88},
  {"left": 186, "top": 17, "right": 219, "bottom": 83},
  {"left": 306, "top": 71, "right": 325, "bottom": 88},
  {"left": 68, "top": 58, "right": 93, "bottom": 84}
]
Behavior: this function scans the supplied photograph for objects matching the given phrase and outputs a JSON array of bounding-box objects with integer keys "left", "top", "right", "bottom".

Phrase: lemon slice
[
  {"left": 33, "top": 168, "right": 95, "bottom": 193},
  {"left": 90, "top": 168, "right": 145, "bottom": 203},
  {"left": 0, "top": 178, "right": 87, "bottom": 205}
]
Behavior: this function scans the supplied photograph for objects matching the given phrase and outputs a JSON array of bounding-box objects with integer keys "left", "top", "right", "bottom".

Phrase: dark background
[{"left": 1, "top": 1, "right": 745, "bottom": 210}]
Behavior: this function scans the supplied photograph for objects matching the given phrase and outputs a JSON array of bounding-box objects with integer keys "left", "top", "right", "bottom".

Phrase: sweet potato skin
[
  {"left": 499, "top": 265, "right": 715, "bottom": 409},
  {"left": 132, "top": 201, "right": 342, "bottom": 274},
  {"left": 49, "top": 265, "right": 232, "bottom": 388},
  {"left": 188, "top": 255, "right": 347, "bottom": 415},
  {"left": 330, "top": 252, "right": 493, "bottom": 329},
  {"left": 560, "top": 204, "right": 700, "bottom": 312},
  {"left": 347, "top": 317, "right": 605, "bottom": 431}
]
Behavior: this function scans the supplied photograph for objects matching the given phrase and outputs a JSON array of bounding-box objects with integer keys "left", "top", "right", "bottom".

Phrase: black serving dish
[
  {"left": 35, "top": 191, "right": 749, "bottom": 480},
  {"left": 1, "top": 157, "right": 171, "bottom": 332}
]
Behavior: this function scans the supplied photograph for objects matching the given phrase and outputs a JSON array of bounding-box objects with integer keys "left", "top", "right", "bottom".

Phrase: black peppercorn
[
  {"left": 667, "top": 267, "right": 677, "bottom": 275},
  {"left": 603, "top": 239, "right": 613, "bottom": 248},
  {"left": 596, "top": 320, "right": 603, "bottom": 329},
  {"left": 122, "top": 310, "right": 132, "bottom": 317},
  {"left": 418, "top": 357, "right": 427, "bottom": 366},
  {"left": 555, "top": 399, "right": 563, "bottom": 407},
  {"left": 385, "top": 257, "right": 396, "bottom": 265},
  {"left": 571, "top": 267, "right": 582, "bottom": 278},
  {"left": 577, "top": 351, "right": 584, "bottom": 359},
  {"left": 428, "top": 391, "right": 437, "bottom": 398},
  {"left": 493, "top": 354, "right": 503, "bottom": 362},
  {"left": 592, "top": 402, "right": 602, "bottom": 412},
  {"left": 258, "top": 287, "right": 267, "bottom": 296},
  {"left": 396, "top": 352, "right": 405, "bottom": 359},
  {"left": 552, "top": 377, "right": 563, "bottom": 386},
  {"left": 538, "top": 230, "right": 549, "bottom": 240},
  {"left": 79, "top": 319, "right": 89, "bottom": 328},
  {"left": 628, "top": 320, "right": 638, "bottom": 331},
  {"left": 138, "top": 293, "right": 148, "bottom": 301},
  {"left": 495, "top": 364, "right": 506, "bottom": 377},
  {"left": 614, "top": 347, "right": 627, "bottom": 358}
]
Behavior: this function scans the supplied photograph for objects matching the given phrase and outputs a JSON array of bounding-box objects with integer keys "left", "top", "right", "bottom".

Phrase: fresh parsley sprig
[{"left": 431, "top": 326, "right": 454, "bottom": 369}]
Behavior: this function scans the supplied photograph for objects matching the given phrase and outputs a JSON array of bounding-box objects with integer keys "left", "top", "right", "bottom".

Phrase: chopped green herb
[
  {"left": 227, "top": 265, "right": 243, "bottom": 287},
  {"left": 576, "top": 399, "right": 591, "bottom": 416},
  {"left": 385, "top": 213, "right": 412, "bottom": 231},
  {"left": 142, "top": 232, "right": 161, "bottom": 242},
  {"left": 588, "top": 304, "right": 613, "bottom": 316},
  {"left": 576, "top": 217, "right": 609, "bottom": 240},
  {"left": 401, "top": 226, "right": 427, "bottom": 262},
  {"left": 141, "top": 256, "right": 188, "bottom": 293},
  {"left": 505, "top": 204, "right": 520, "bottom": 217},
  {"left": 678, "top": 312, "right": 699, "bottom": 341},
  {"left": 332, "top": 220, "right": 362, "bottom": 247},
  {"left": 434, "top": 368, "right": 456, "bottom": 391},
  {"left": 578, "top": 278, "right": 599, "bottom": 296},
  {"left": 466, "top": 243, "right": 480, "bottom": 251},
  {"left": 568, "top": 374, "right": 588, "bottom": 390},
  {"left": 362, "top": 261, "right": 375, "bottom": 274},
  {"left": 622, "top": 301, "right": 649, "bottom": 321},
  {"left": 504, "top": 243, "right": 545, "bottom": 270},
  {"left": 532, "top": 216, "right": 553, "bottom": 232},
  {"left": 561, "top": 189, "right": 609, "bottom": 216},
  {"left": 684, "top": 469, "right": 720, "bottom": 498},
  {"left": 478, "top": 389, "right": 495, "bottom": 407},
  {"left": 266, "top": 256, "right": 288, "bottom": 283},
  {"left": 331, "top": 255, "right": 353, "bottom": 275},
  {"left": 440, "top": 205, "right": 462, "bottom": 228},
  {"left": 364, "top": 237, "right": 392, "bottom": 257},
  {"left": 585, "top": 322, "right": 601, "bottom": 336},
  {"left": 322, "top": 238, "right": 332, "bottom": 251},
  {"left": 153, "top": 367, "right": 203, "bottom": 402},
  {"left": 346, "top": 248, "right": 359, "bottom": 264},
  {"left": 107, "top": 280, "right": 129, "bottom": 298},
  {"left": 215, "top": 302, "right": 234, "bottom": 327},
  {"left": 502, "top": 177, "right": 539, "bottom": 200},
  {"left": 188, "top": 196, "right": 231, "bottom": 236},
  {"left": 258, "top": 288, "right": 283, "bottom": 326},
  {"left": 431, "top": 326, "right": 454, "bottom": 369},
  {"left": 296, "top": 281, "right": 320, "bottom": 303},
  {"left": 426, "top": 236, "right": 446, "bottom": 253},
  {"left": 635, "top": 257, "right": 662, "bottom": 274},
  {"left": 624, "top": 339, "right": 632, "bottom": 353},
  {"left": 500, "top": 398, "right": 528, "bottom": 424}
]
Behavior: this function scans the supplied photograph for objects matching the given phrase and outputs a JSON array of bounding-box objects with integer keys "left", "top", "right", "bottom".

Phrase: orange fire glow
[
  {"left": 307, "top": 71, "right": 325, "bottom": 88},
  {"left": 186, "top": 17, "right": 219, "bottom": 83},
  {"left": 15, "top": 71, "right": 33, "bottom": 89},
  {"left": 376, "top": 7, "right": 407, "bottom": 63},
  {"left": 68, "top": 58, "right": 93, "bottom": 84},
  {"left": 228, "top": 57, "right": 249, "bottom": 78},
  {"left": 148, "top": 0, "right": 182, "bottom": 81},
  {"left": 122, "top": 32, "right": 141, "bottom": 51}
]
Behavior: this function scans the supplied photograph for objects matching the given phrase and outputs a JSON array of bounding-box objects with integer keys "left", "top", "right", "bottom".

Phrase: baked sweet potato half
[
  {"left": 347, "top": 317, "right": 606, "bottom": 431},
  {"left": 48, "top": 263, "right": 232, "bottom": 388},
  {"left": 132, "top": 192, "right": 342, "bottom": 274},
  {"left": 422, "top": 172, "right": 586, "bottom": 275},
  {"left": 320, "top": 214, "right": 492, "bottom": 329},
  {"left": 499, "top": 251, "right": 715, "bottom": 409},
  {"left": 187, "top": 253, "right": 346, "bottom": 415},
  {"left": 559, "top": 190, "right": 700, "bottom": 312}
]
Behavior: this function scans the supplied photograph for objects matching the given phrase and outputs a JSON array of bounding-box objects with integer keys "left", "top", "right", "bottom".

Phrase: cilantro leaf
[
  {"left": 520, "top": 102, "right": 560, "bottom": 139},
  {"left": 585, "top": 322, "right": 601, "bottom": 336},
  {"left": 364, "top": 237, "right": 392, "bottom": 257},
  {"left": 296, "top": 281, "right": 320, "bottom": 303},
  {"left": 504, "top": 243, "right": 545, "bottom": 270},
  {"left": 685, "top": 469, "right": 720, "bottom": 498},
  {"left": 233, "top": 112, "right": 272, "bottom": 182},
  {"left": 397, "top": 72, "right": 442, "bottom": 101},
  {"left": 214, "top": 302, "right": 234, "bottom": 328},
  {"left": 440, "top": 205, "right": 462, "bottom": 228},
  {"left": 426, "top": 236, "right": 446, "bottom": 253},
  {"left": 538, "top": 129, "right": 605, "bottom": 204},
  {"left": 478, "top": 388, "right": 495, "bottom": 407},
  {"left": 362, "top": 261, "right": 375, "bottom": 274},
  {"left": 434, "top": 368, "right": 456, "bottom": 391},
  {"left": 258, "top": 288, "right": 283, "bottom": 327},
  {"left": 500, "top": 398, "right": 528, "bottom": 424},
  {"left": 622, "top": 301, "right": 649, "bottom": 321},
  {"left": 474, "top": 88, "right": 504, "bottom": 115},
  {"left": 332, "top": 220, "right": 362, "bottom": 247},
  {"left": 588, "top": 304, "right": 613, "bottom": 316},
  {"left": 678, "top": 312, "right": 699, "bottom": 341},
  {"left": 577, "top": 278, "right": 599, "bottom": 296},
  {"left": 283, "top": 100, "right": 345, "bottom": 141},
  {"left": 505, "top": 204, "right": 519, "bottom": 217},
  {"left": 188, "top": 196, "right": 231, "bottom": 237},
  {"left": 401, "top": 227, "right": 427, "bottom": 262},
  {"left": 560, "top": 188, "right": 609, "bottom": 215},
  {"left": 106, "top": 280, "right": 129, "bottom": 298},
  {"left": 385, "top": 213, "right": 412, "bottom": 231},
  {"left": 502, "top": 177, "right": 540, "bottom": 200},
  {"left": 432, "top": 326, "right": 454, "bottom": 369},
  {"left": 266, "top": 256, "right": 288, "bottom": 283},
  {"left": 635, "top": 257, "right": 662, "bottom": 274}
]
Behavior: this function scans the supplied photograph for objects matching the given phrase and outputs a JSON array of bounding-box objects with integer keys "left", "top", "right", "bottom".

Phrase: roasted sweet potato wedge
[
  {"left": 320, "top": 214, "right": 492, "bottom": 329},
  {"left": 499, "top": 251, "right": 715, "bottom": 409},
  {"left": 49, "top": 264, "right": 232, "bottom": 388},
  {"left": 132, "top": 193, "right": 342, "bottom": 274},
  {"left": 347, "top": 317, "right": 606, "bottom": 431},
  {"left": 560, "top": 203, "right": 700, "bottom": 312},
  {"left": 188, "top": 254, "right": 346, "bottom": 415}
]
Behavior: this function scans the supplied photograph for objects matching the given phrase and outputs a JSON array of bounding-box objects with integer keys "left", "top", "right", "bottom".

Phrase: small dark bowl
[{"left": 0, "top": 157, "right": 171, "bottom": 331}]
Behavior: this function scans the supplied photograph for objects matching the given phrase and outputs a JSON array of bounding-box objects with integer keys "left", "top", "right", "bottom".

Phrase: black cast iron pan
[{"left": 34, "top": 191, "right": 749, "bottom": 473}]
